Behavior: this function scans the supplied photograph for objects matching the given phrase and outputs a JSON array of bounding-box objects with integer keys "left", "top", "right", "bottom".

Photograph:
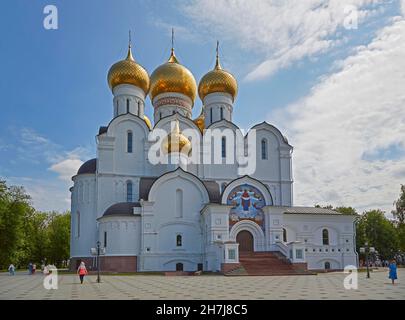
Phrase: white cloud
[
  {"left": 180, "top": 0, "right": 388, "bottom": 81},
  {"left": 273, "top": 16, "right": 405, "bottom": 214},
  {"left": 4, "top": 128, "right": 93, "bottom": 211},
  {"left": 49, "top": 159, "right": 83, "bottom": 182}
]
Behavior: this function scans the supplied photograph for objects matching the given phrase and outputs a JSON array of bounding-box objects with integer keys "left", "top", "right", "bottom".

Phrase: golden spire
[
  {"left": 197, "top": 41, "right": 238, "bottom": 102},
  {"left": 168, "top": 28, "right": 179, "bottom": 63},
  {"left": 215, "top": 40, "right": 222, "bottom": 70},
  {"left": 126, "top": 30, "right": 135, "bottom": 61},
  {"left": 107, "top": 31, "right": 150, "bottom": 93},
  {"left": 162, "top": 116, "right": 192, "bottom": 155}
]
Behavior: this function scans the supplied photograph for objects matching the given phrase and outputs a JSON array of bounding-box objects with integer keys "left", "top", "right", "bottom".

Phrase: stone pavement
[{"left": 0, "top": 269, "right": 404, "bottom": 300}]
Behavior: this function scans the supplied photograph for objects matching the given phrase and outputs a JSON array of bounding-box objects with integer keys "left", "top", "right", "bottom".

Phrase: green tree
[
  {"left": 335, "top": 206, "right": 358, "bottom": 216},
  {"left": 392, "top": 185, "right": 405, "bottom": 224},
  {"left": 0, "top": 181, "right": 32, "bottom": 269},
  {"left": 46, "top": 211, "right": 70, "bottom": 267},
  {"left": 356, "top": 209, "right": 399, "bottom": 260}
]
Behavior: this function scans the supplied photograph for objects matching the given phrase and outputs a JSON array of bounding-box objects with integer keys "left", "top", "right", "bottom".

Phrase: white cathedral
[{"left": 69, "top": 39, "right": 358, "bottom": 274}]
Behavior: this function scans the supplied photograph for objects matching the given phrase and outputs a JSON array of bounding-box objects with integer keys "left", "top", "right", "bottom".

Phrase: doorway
[{"left": 236, "top": 230, "right": 254, "bottom": 252}]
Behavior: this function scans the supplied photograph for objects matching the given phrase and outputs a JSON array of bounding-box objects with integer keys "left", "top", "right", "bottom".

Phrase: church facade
[{"left": 69, "top": 40, "right": 358, "bottom": 273}]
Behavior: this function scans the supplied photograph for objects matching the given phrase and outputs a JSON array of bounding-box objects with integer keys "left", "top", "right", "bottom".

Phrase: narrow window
[
  {"left": 176, "top": 263, "right": 183, "bottom": 271},
  {"left": 261, "top": 139, "right": 268, "bottom": 160},
  {"left": 176, "top": 234, "right": 182, "bottom": 247},
  {"left": 220, "top": 107, "right": 224, "bottom": 120},
  {"left": 221, "top": 137, "right": 226, "bottom": 158},
  {"left": 160, "top": 112, "right": 162, "bottom": 120},
  {"left": 104, "top": 231, "right": 107, "bottom": 248},
  {"left": 283, "top": 228, "right": 287, "bottom": 242},
  {"left": 210, "top": 108, "right": 213, "bottom": 123},
  {"left": 77, "top": 211, "right": 80, "bottom": 238},
  {"left": 126, "top": 99, "right": 130, "bottom": 113},
  {"left": 176, "top": 189, "right": 183, "bottom": 218},
  {"left": 137, "top": 101, "right": 141, "bottom": 116},
  {"left": 325, "top": 261, "right": 331, "bottom": 270},
  {"left": 126, "top": 181, "right": 133, "bottom": 202},
  {"left": 116, "top": 100, "right": 119, "bottom": 116},
  {"left": 322, "top": 229, "right": 329, "bottom": 245},
  {"left": 127, "top": 131, "right": 133, "bottom": 153}
]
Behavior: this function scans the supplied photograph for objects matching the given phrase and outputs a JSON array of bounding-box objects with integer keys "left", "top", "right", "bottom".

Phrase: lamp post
[
  {"left": 96, "top": 241, "right": 101, "bottom": 283},
  {"left": 360, "top": 242, "right": 374, "bottom": 279},
  {"left": 365, "top": 242, "right": 370, "bottom": 279}
]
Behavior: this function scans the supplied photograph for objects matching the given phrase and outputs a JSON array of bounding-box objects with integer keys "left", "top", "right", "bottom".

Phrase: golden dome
[
  {"left": 162, "top": 119, "right": 192, "bottom": 155},
  {"left": 198, "top": 44, "right": 238, "bottom": 101},
  {"left": 107, "top": 45, "right": 150, "bottom": 94},
  {"left": 149, "top": 49, "right": 197, "bottom": 103},
  {"left": 143, "top": 115, "right": 152, "bottom": 129},
  {"left": 193, "top": 107, "right": 205, "bottom": 132}
]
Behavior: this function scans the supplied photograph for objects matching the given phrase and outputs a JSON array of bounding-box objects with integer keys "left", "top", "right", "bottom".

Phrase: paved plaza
[{"left": 0, "top": 269, "right": 404, "bottom": 300}]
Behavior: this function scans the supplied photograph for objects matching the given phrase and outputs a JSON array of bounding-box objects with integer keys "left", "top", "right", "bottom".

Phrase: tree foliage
[
  {"left": 392, "top": 184, "right": 405, "bottom": 224},
  {"left": 0, "top": 180, "right": 70, "bottom": 269}
]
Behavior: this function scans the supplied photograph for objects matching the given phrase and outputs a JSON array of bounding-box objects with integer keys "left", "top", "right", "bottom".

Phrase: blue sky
[{"left": 1, "top": 0, "right": 404, "bottom": 214}]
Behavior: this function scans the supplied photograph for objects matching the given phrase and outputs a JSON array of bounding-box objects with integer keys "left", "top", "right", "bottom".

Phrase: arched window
[
  {"left": 76, "top": 211, "right": 80, "bottom": 238},
  {"left": 261, "top": 139, "right": 268, "bottom": 160},
  {"left": 176, "top": 189, "right": 183, "bottom": 218},
  {"left": 325, "top": 261, "right": 331, "bottom": 270},
  {"left": 126, "top": 181, "right": 133, "bottom": 202},
  {"left": 322, "top": 229, "right": 329, "bottom": 245},
  {"left": 221, "top": 137, "right": 226, "bottom": 158},
  {"left": 176, "top": 263, "right": 183, "bottom": 271},
  {"left": 283, "top": 228, "right": 287, "bottom": 242},
  {"left": 220, "top": 107, "right": 224, "bottom": 120},
  {"left": 126, "top": 99, "right": 130, "bottom": 113},
  {"left": 127, "top": 131, "right": 133, "bottom": 153},
  {"left": 176, "top": 234, "right": 182, "bottom": 247}
]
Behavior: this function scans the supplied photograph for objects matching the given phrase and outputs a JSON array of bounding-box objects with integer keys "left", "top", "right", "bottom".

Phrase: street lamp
[
  {"left": 360, "top": 242, "right": 375, "bottom": 279},
  {"left": 96, "top": 241, "right": 101, "bottom": 283}
]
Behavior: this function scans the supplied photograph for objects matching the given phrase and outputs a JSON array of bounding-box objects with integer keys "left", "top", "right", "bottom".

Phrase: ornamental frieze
[{"left": 154, "top": 97, "right": 190, "bottom": 109}]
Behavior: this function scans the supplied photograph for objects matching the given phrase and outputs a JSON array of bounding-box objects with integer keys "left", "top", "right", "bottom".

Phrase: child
[{"left": 77, "top": 261, "right": 88, "bottom": 284}]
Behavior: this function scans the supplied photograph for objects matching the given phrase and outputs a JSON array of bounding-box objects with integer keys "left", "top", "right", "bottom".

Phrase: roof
[
  {"left": 77, "top": 158, "right": 97, "bottom": 175},
  {"left": 98, "top": 126, "right": 108, "bottom": 135},
  {"left": 102, "top": 202, "right": 141, "bottom": 217},
  {"left": 283, "top": 207, "right": 341, "bottom": 215},
  {"left": 138, "top": 176, "right": 221, "bottom": 203}
]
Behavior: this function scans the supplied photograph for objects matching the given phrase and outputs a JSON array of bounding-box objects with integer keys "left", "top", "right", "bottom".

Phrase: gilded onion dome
[
  {"left": 143, "top": 115, "right": 152, "bottom": 129},
  {"left": 107, "top": 44, "right": 150, "bottom": 95},
  {"left": 162, "top": 119, "right": 192, "bottom": 155},
  {"left": 149, "top": 49, "right": 197, "bottom": 103},
  {"left": 193, "top": 107, "right": 205, "bottom": 132},
  {"left": 198, "top": 43, "right": 238, "bottom": 102}
]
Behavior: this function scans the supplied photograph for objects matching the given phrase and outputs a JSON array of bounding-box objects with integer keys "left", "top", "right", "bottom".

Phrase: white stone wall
[
  {"left": 70, "top": 174, "right": 97, "bottom": 258},
  {"left": 98, "top": 216, "right": 141, "bottom": 256},
  {"left": 138, "top": 170, "right": 208, "bottom": 271},
  {"left": 283, "top": 213, "right": 358, "bottom": 269}
]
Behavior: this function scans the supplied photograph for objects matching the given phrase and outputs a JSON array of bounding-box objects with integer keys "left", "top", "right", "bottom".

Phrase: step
[{"left": 225, "top": 251, "right": 311, "bottom": 276}]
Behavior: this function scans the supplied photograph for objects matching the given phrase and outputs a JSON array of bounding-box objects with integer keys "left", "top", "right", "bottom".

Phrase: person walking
[
  {"left": 77, "top": 261, "right": 88, "bottom": 284},
  {"left": 32, "top": 264, "right": 36, "bottom": 275},
  {"left": 388, "top": 260, "right": 398, "bottom": 285},
  {"left": 28, "top": 262, "right": 33, "bottom": 275},
  {"left": 8, "top": 264, "right": 15, "bottom": 276}
]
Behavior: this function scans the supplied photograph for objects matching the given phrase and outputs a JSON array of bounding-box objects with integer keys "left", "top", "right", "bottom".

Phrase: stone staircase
[{"left": 225, "top": 252, "right": 313, "bottom": 276}]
